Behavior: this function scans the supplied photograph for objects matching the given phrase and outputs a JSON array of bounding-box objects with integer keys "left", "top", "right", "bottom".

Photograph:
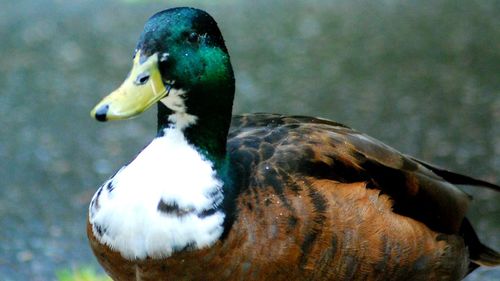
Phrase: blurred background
[{"left": 0, "top": 0, "right": 499, "bottom": 280}]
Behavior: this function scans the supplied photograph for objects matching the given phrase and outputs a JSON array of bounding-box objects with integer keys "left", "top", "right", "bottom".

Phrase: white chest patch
[{"left": 89, "top": 128, "right": 225, "bottom": 259}]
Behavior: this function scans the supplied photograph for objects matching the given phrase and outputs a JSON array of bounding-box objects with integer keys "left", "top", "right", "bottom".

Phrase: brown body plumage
[{"left": 88, "top": 114, "right": 499, "bottom": 281}]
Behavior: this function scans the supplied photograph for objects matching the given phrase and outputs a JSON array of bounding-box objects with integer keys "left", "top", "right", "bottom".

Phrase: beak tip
[{"left": 93, "top": 104, "right": 109, "bottom": 122}]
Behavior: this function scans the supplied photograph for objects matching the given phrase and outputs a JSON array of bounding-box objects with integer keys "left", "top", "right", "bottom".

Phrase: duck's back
[
  {"left": 227, "top": 114, "right": 471, "bottom": 234},
  {"left": 220, "top": 113, "right": 484, "bottom": 280}
]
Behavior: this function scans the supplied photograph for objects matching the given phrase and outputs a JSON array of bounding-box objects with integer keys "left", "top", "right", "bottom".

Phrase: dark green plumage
[
  {"left": 138, "top": 8, "right": 232, "bottom": 87},
  {"left": 140, "top": 8, "right": 235, "bottom": 164}
]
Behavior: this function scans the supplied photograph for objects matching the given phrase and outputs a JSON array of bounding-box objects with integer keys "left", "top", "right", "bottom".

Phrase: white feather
[
  {"left": 89, "top": 127, "right": 225, "bottom": 259},
  {"left": 160, "top": 88, "right": 198, "bottom": 130}
]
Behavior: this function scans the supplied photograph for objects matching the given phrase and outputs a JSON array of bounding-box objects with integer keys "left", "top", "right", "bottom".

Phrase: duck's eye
[
  {"left": 135, "top": 72, "right": 150, "bottom": 85},
  {"left": 187, "top": 32, "right": 199, "bottom": 43}
]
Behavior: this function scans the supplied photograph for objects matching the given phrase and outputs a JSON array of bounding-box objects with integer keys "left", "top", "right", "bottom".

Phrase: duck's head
[{"left": 91, "top": 7, "right": 234, "bottom": 130}]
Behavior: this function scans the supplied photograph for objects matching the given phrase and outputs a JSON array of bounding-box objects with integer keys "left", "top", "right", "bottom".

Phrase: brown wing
[{"left": 227, "top": 113, "right": 497, "bottom": 234}]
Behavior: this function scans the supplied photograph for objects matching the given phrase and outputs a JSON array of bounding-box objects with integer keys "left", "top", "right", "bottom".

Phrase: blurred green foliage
[{"left": 56, "top": 267, "right": 111, "bottom": 281}]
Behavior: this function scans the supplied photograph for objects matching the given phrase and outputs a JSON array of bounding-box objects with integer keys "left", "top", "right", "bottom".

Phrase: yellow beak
[{"left": 90, "top": 51, "right": 170, "bottom": 121}]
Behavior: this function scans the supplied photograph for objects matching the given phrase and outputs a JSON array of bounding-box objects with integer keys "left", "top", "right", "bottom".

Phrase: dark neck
[
  {"left": 157, "top": 83, "right": 237, "bottom": 239},
  {"left": 156, "top": 87, "right": 233, "bottom": 169}
]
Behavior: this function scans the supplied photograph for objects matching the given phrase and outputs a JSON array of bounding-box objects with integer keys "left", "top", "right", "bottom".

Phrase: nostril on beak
[{"left": 95, "top": 105, "right": 109, "bottom": 122}]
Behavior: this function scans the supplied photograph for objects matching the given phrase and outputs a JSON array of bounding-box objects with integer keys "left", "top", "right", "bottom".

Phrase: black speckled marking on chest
[
  {"left": 106, "top": 180, "right": 115, "bottom": 192},
  {"left": 157, "top": 199, "right": 195, "bottom": 216},
  {"left": 94, "top": 223, "right": 107, "bottom": 237},
  {"left": 90, "top": 185, "right": 104, "bottom": 217},
  {"left": 197, "top": 208, "right": 217, "bottom": 218}
]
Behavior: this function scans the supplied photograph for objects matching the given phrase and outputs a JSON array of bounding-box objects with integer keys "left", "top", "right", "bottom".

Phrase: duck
[{"left": 87, "top": 7, "right": 500, "bottom": 281}]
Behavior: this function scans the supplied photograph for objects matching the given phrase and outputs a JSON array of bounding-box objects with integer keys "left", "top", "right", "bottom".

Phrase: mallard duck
[{"left": 87, "top": 7, "right": 500, "bottom": 281}]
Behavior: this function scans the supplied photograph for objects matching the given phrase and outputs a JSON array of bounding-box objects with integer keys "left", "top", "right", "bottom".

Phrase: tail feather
[
  {"left": 472, "top": 243, "right": 500, "bottom": 267},
  {"left": 412, "top": 158, "right": 500, "bottom": 191},
  {"left": 460, "top": 218, "right": 500, "bottom": 274}
]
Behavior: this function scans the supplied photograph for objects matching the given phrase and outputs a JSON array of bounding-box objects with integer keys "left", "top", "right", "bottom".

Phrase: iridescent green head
[{"left": 91, "top": 7, "right": 235, "bottom": 125}]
